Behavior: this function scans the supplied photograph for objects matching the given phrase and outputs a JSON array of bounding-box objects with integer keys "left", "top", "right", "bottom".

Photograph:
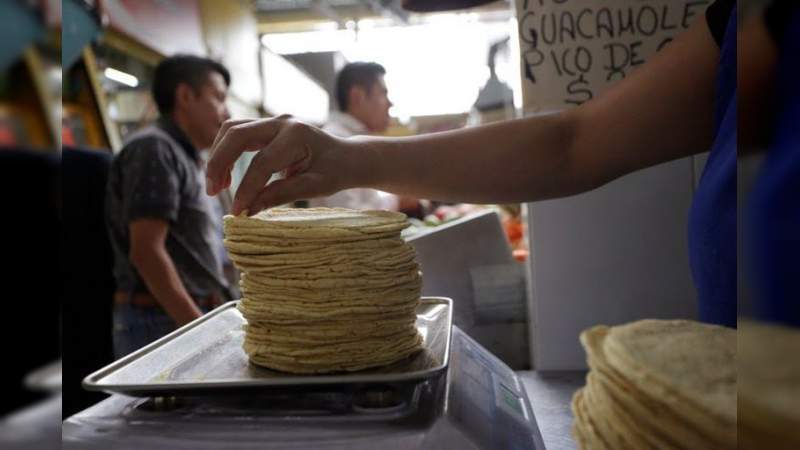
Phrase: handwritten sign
[{"left": 515, "top": 0, "right": 711, "bottom": 111}]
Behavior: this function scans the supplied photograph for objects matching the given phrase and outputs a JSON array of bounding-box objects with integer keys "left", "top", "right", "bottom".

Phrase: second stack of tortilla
[
  {"left": 571, "top": 319, "right": 737, "bottom": 450},
  {"left": 223, "top": 207, "right": 423, "bottom": 374}
]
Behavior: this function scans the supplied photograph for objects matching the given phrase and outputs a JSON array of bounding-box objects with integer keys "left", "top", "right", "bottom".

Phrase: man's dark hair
[
  {"left": 335, "top": 62, "right": 386, "bottom": 112},
  {"left": 152, "top": 55, "right": 230, "bottom": 115}
]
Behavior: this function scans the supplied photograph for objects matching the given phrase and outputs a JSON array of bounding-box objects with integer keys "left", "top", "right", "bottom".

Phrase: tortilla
[{"left": 224, "top": 207, "right": 423, "bottom": 374}]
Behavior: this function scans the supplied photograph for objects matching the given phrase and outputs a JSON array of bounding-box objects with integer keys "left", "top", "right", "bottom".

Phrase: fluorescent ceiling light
[{"left": 104, "top": 67, "right": 139, "bottom": 87}]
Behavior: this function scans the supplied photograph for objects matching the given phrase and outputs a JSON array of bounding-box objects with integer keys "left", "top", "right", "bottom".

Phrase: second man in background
[{"left": 310, "top": 62, "right": 426, "bottom": 217}]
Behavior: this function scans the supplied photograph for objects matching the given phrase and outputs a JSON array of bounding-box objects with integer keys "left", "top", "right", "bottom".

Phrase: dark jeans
[{"left": 112, "top": 303, "right": 177, "bottom": 359}]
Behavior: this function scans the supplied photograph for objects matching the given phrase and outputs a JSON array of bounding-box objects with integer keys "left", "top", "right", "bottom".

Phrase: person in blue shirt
[
  {"left": 206, "top": 1, "right": 746, "bottom": 328},
  {"left": 741, "top": 1, "right": 800, "bottom": 328}
]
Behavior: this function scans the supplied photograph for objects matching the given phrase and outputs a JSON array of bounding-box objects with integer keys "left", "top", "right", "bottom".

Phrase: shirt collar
[
  {"left": 328, "top": 111, "right": 369, "bottom": 135},
  {"left": 157, "top": 116, "right": 198, "bottom": 160}
]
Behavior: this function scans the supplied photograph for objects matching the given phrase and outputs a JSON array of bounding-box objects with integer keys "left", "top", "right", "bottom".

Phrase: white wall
[{"left": 526, "top": 156, "right": 699, "bottom": 370}]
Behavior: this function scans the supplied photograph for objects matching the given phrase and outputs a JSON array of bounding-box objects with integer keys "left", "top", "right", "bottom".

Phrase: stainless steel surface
[
  {"left": 64, "top": 327, "right": 546, "bottom": 450},
  {"left": 517, "top": 370, "right": 587, "bottom": 450},
  {"left": 84, "top": 297, "right": 453, "bottom": 396}
]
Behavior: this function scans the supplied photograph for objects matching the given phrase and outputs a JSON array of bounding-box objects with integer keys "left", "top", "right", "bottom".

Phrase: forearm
[
  {"left": 355, "top": 112, "right": 584, "bottom": 204},
  {"left": 352, "top": 18, "right": 717, "bottom": 205},
  {"left": 131, "top": 246, "right": 202, "bottom": 326}
]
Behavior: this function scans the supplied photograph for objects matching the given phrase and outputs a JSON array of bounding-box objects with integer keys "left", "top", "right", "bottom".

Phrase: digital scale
[{"left": 62, "top": 299, "right": 546, "bottom": 449}]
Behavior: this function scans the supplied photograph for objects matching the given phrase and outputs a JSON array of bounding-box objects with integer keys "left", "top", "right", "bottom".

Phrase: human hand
[{"left": 206, "top": 116, "right": 361, "bottom": 215}]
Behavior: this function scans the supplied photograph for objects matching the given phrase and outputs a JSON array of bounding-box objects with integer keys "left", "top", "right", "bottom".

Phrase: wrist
[
  {"left": 345, "top": 136, "right": 384, "bottom": 190},
  {"left": 174, "top": 302, "right": 202, "bottom": 325},
  {"left": 152, "top": 289, "right": 202, "bottom": 325}
]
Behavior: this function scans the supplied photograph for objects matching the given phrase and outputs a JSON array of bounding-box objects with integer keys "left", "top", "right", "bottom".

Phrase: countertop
[{"left": 516, "top": 370, "right": 587, "bottom": 450}]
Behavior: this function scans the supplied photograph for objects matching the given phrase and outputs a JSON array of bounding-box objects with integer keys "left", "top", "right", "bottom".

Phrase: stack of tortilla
[
  {"left": 738, "top": 319, "right": 800, "bottom": 450},
  {"left": 571, "top": 320, "right": 736, "bottom": 450},
  {"left": 223, "top": 207, "right": 423, "bottom": 374}
]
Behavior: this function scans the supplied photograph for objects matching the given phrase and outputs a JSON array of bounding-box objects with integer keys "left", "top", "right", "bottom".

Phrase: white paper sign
[{"left": 516, "top": 0, "right": 712, "bottom": 111}]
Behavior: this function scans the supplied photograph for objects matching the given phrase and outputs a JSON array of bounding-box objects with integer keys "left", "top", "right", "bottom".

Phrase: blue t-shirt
[
  {"left": 747, "top": 5, "right": 800, "bottom": 327},
  {"left": 687, "top": 7, "right": 737, "bottom": 327}
]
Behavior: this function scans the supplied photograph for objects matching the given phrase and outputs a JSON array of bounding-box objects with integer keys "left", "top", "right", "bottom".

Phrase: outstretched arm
[{"left": 207, "top": 17, "right": 719, "bottom": 215}]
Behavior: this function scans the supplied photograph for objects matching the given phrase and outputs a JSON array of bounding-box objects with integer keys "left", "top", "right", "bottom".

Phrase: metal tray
[{"left": 84, "top": 297, "right": 452, "bottom": 397}]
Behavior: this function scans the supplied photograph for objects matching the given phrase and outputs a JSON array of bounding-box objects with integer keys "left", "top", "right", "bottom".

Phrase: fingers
[
  {"left": 211, "top": 119, "right": 252, "bottom": 157},
  {"left": 248, "top": 173, "right": 324, "bottom": 213},
  {"left": 206, "top": 118, "right": 283, "bottom": 195},
  {"left": 282, "top": 144, "right": 312, "bottom": 178},
  {"left": 231, "top": 130, "right": 312, "bottom": 215},
  {"left": 206, "top": 119, "right": 252, "bottom": 195}
]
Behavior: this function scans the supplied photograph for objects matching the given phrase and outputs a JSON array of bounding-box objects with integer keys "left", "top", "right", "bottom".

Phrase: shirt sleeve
[
  {"left": 350, "top": 189, "right": 399, "bottom": 211},
  {"left": 706, "top": 0, "right": 735, "bottom": 47},
  {"left": 373, "top": 190, "right": 400, "bottom": 211},
  {"left": 308, "top": 188, "right": 399, "bottom": 211},
  {"left": 120, "top": 137, "right": 182, "bottom": 223}
]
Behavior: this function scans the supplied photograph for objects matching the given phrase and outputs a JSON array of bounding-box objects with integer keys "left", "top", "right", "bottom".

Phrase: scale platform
[
  {"left": 64, "top": 324, "right": 545, "bottom": 449},
  {"left": 83, "top": 299, "right": 453, "bottom": 396}
]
